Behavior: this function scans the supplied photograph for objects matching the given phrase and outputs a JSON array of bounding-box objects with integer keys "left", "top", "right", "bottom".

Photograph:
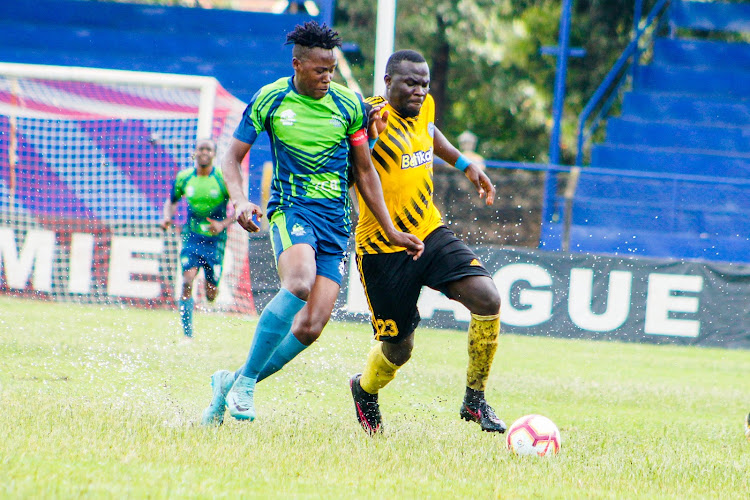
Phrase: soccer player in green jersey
[
  {"left": 161, "top": 139, "right": 234, "bottom": 339},
  {"left": 200, "top": 21, "right": 423, "bottom": 425}
]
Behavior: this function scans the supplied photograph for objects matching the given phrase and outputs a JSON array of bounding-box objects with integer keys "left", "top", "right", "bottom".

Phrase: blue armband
[
  {"left": 368, "top": 138, "right": 377, "bottom": 149},
  {"left": 454, "top": 154, "right": 472, "bottom": 172}
]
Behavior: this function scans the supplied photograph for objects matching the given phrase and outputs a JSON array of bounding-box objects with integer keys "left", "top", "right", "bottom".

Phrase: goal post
[
  {"left": 0, "top": 62, "right": 255, "bottom": 315},
  {"left": 0, "top": 62, "right": 218, "bottom": 139}
]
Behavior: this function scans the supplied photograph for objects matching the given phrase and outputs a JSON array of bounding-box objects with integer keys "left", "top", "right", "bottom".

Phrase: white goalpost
[{"left": 0, "top": 62, "right": 218, "bottom": 137}]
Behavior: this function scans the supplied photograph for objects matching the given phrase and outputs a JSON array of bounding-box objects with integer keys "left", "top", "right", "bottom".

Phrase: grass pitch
[{"left": 0, "top": 296, "right": 748, "bottom": 499}]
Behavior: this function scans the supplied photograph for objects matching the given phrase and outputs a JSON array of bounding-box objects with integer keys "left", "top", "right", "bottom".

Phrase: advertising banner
[
  {"left": 3, "top": 218, "right": 748, "bottom": 348},
  {"left": 0, "top": 215, "right": 254, "bottom": 313},
  {"left": 342, "top": 246, "right": 750, "bottom": 348}
]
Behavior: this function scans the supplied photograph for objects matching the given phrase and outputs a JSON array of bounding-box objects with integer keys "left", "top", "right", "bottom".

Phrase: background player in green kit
[
  {"left": 161, "top": 139, "right": 234, "bottom": 339},
  {"left": 200, "top": 21, "right": 423, "bottom": 425}
]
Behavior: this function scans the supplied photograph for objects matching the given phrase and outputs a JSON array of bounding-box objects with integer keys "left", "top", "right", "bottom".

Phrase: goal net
[{"left": 0, "top": 62, "right": 256, "bottom": 314}]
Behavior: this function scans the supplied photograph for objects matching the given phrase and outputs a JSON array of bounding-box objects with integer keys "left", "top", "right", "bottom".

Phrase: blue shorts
[
  {"left": 268, "top": 208, "right": 349, "bottom": 285},
  {"left": 180, "top": 231, "right": 226, "bottom": 286}
]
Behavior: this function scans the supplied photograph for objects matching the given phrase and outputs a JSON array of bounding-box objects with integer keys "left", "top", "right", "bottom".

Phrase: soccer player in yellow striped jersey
[
  {"left": 354, "top": 92, "right": 442, "bottom": 253},
  {"left": 349, "top": 49, "right": 506, "bottom": 435}
]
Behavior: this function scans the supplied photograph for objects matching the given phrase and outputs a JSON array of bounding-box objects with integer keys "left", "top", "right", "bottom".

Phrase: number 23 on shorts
[{"left": 374, "top": 318, "right": 399, "bottom": 339}]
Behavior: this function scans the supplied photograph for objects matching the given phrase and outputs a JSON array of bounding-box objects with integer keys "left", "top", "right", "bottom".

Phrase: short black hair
[
  {"left": 286, "top": 21, "right": 341, "bottom": 50},
  {"left": 385, "top": 50, "right": 427, "bottom": 76},
  {"left": 195, "top": 138, "right": 216, "bottom": 149}
]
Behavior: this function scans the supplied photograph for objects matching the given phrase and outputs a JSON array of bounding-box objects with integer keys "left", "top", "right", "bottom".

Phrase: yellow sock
[
  {"left": 466, "top": 313, "right": 500, "bottom": 391},
  {"left": 360, "top": 342, "right": 401, "bottom": 394}
]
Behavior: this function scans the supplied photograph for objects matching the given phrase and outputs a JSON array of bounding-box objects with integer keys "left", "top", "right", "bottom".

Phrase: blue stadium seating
[
  {"left": 653, "top": 37, "right": 750, "bottom": 70},
  {"left": 569, "top": 226, "right": 750, "bottom": 263},
  {"left": 0, "top": 0, "right": 319, "bottom": 103},
  {"left": 619, "top": 91, "right": 750, "bottom": 126},
  {"left": 0, "top": 21, "right": 289, "bottom": 63},
  {"left": 635, "top": 65, "right": 750, "bottom": 98},
  {"left": 591, "top": 144, "right": 750, "bottom": 177},
  {"left": 574, "top": 0, "right": 750, "bottom": 264},
  {"left": 0, "top": 1, "right": 317, "bottom": 40},
  {"left": 668, "top": 0, "right": 750, "bottom": 33},
  {"left": 606, "top": 117, "right": 750, "bottom": 153}
]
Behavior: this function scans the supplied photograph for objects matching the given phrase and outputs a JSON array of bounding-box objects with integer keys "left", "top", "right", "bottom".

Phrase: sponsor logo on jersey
[
  {"left": 186, "top": 185, "right": 195, "bottom": 197},
  {"left": 401, "top": 147, "right": 433, "bottom": 170},
  {"left": 291, "top": 223, "right": 306, "bottom": 236},
  {"left": 427, "top": 122, "right": 435, "bottom": 138},
  {"left": 210, "top": 188, "right": 219, "bottom": 198},
  {"left": 280, "top": 109, "right": 296, "bottom": 126},
  {"left": 329, "top": 113, "right": 345, "bottom": 128}
]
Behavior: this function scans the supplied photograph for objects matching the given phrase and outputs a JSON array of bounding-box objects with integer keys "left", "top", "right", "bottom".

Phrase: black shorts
[{"left": 356, "top": 226, "right": 491, "bottom": 343}]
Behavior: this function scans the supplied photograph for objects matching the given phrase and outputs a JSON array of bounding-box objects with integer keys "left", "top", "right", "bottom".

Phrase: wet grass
[{"left": 1, "top": 296, "right": 748, "bottom": 499}]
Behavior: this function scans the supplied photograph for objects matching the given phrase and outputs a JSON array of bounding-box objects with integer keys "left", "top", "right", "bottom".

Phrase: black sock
[{"left": 464, "top": 386, "right": 484, "bottom": 406}]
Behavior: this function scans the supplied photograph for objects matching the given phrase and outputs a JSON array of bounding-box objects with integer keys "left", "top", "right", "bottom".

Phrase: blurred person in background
[{"left": 161, "top": 138, "right": 233, "bottom": 339}]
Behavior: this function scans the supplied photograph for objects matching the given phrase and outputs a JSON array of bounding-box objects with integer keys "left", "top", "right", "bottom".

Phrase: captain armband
[{"left": 349, "top": 128, "right": 368, "bottom": 147}]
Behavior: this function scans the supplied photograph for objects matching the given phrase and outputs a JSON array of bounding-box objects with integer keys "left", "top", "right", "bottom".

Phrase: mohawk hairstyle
[{"left": 286, "top": 21, "right": 342, "bottom": 50}]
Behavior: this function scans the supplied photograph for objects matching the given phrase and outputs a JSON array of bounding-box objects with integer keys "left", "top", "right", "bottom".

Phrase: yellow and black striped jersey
[{"left": 355, "top": 94, "right": 443, "bottom": 255}]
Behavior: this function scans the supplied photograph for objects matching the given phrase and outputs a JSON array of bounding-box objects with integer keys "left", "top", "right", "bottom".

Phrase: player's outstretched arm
[
  {"left": 434, "top": 127, "right": 495, "bottom": 206},
  {"left": 222, "top": 138, "right": 262, "bottom": 233},
  {"left": 350, "top": 141, "right": 424, "bottom": 259}
]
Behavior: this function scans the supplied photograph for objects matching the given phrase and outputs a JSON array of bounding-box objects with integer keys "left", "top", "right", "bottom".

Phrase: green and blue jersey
[
  {"left": 171, "top": 167, "right": 230, "bottom": 240},
  {"left": 233, "top": 77, "right": 367, "bottom": 227}
]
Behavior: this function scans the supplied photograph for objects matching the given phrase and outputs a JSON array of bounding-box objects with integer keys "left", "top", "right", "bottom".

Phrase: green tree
[{"left": 335, "top": 0, "right": 644, "bottom": 164}]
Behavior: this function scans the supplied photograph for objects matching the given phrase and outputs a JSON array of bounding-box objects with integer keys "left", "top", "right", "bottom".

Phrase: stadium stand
[
  {"left": 0, "top": 0, "right": 325, "bottom": 104},
  {"left": 565, "top": 0, "right": 750, "bottom": 264}
]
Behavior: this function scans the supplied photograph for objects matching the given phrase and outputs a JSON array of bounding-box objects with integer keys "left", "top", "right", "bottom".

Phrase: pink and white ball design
[{"left": 506, "top": 414, "right": 561, "bottom": 457}]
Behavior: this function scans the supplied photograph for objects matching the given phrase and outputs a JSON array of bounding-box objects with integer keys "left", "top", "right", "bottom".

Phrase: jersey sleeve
[
  {"left": 170, "top": 170, "right": 189, "bottom": 203},
  {"left": 232, "top": 89, "right": 265, "bottom": 145},
  {"left": 346, "top": 92, "right": 367, "bottom": 136}
]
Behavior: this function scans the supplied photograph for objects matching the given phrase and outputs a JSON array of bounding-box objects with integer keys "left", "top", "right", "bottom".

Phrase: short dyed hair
[
  {"left": 385, "top": 50, "right": 427, "bottom": 76},
  {"left": 286, "top": 21, "right": 342, "bottom": 53}
]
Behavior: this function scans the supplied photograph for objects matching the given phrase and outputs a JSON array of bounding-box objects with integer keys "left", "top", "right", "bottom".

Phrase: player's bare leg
[
  {"left": 179, "top": 267, "right": 199, "bottom": 338},
  {"left": 205, "top": 281, "right": 218, "bottom": 302},
  {"left": 447, "top": 275, "right": 506, "bottom": 432}
]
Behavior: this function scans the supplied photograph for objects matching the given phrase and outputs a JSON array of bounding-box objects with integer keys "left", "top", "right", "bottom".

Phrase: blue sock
[
  {"left": 178, "top": 297, "right": 194, "bottom": 337},
  {"left": 256, "top": 331, "right": 309, "bottom": 382},
  {"left": 239, "top": 288, "right": 306, "bottom": 379}
]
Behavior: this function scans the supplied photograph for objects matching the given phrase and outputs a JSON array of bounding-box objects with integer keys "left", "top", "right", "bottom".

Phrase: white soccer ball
[{"left": 506, "top": 414, "right": 561, "bottom": 457}]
